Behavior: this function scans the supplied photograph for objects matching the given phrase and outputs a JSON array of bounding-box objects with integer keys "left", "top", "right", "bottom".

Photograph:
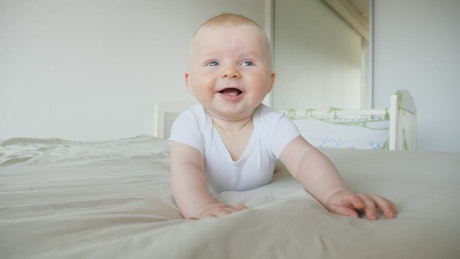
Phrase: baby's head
[
  {"left": 190, "top": 13, "right": 272, "bottom": 68},
  {"left": 185, "top": 13, "right": 275, "bottom": 121}
]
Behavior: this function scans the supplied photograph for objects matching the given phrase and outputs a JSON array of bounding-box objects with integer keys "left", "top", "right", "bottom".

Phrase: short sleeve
[
  {"left": 168, "top": 108, "right": 205, "bottom": 154},
  {"left": 269, "top": 114, "right": 301, "bottom": 159}
]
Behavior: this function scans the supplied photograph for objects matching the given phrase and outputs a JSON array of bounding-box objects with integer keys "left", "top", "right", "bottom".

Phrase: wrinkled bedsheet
[{"left": 1, "top": 136, "right": 459, "bottom": 258}]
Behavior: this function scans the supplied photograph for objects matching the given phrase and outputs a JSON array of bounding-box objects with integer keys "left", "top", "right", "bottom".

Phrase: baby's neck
[
  {"left": 212, "top": 116, "right": 253, "bottom": 133},
  {"left": 212, "top": 116, "right": 254, "bottom": 161}
]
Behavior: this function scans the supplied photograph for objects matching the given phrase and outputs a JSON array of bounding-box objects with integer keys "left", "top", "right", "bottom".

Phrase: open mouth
[{"left": 218, "top": 88, "right": 243, "bottom": 96}]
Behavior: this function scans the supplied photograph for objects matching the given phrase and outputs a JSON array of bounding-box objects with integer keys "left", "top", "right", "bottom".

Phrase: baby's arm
[
  {"left": 280, "top": 136, "right": 396, "bottom": 220},
  {"left": 170, "top": 141, "right": 247, "bottom": 219}
]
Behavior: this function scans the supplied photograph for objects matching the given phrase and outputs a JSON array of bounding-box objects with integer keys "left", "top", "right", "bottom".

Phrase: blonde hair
[
  {"left": 198, "top": 13, "right": 262, "bottom": 31},
  {"left": 191, "top": 13, "right": 272, "bottom": 67}
]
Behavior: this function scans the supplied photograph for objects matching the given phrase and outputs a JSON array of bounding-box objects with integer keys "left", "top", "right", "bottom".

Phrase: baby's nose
[{"left": 221, "top": 65, "right": 241, "bottom": 79}]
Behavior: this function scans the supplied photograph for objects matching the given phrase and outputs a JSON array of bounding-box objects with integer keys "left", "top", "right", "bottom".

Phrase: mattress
[{"left": 1, "top": 136, "right": 459, "bottom": 258}]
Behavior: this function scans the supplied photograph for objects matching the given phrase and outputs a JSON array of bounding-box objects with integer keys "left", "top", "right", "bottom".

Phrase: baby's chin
[{"left": 205, "top": 105, "right": 255, "bottom": 122}]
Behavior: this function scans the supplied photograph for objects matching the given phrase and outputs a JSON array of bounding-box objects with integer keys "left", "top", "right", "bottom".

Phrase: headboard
[
  {"left": 285, "top": 90, "right": 416, "bottom": 151},
  {"left": 153, "top": 101, "right": 196, "bottom": 140}
]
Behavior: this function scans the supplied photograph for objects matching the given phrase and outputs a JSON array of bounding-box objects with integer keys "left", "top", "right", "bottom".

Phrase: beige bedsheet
[{"left": 1, "top": 136, "right": 459, "bottom": 258}]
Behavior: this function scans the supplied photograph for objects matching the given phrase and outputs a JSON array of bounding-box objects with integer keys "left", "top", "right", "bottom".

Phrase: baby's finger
[
  {"left": 331, "top": 205, "right": 360, "bottom": 218},
  {"left": 233, "top": 204, "right": 248, "bottom": 211},
  {"left": 349, "top": 194, "right": 365, "bottom": 210},
  {"left": 212, "top": 204, "right": 247, "bottom": 216},
  {"left": 357, "top": 194, "right": 378, "bottom": 220},
  {"left": 370, "top": 194, "right": 397, "bottom": 218}
]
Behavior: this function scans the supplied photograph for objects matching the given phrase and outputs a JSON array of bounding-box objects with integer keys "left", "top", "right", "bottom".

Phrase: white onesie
[{"left": 169, "top": 104, "right": 300, "bottom": 193}]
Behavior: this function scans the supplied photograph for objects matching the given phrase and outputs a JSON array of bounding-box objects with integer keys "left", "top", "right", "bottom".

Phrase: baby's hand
[
  {"left": 187, "top": 202, "right": 247, "bottom": 219},
  {"left": 325, "top": 191, "right": 397, "bottom": 220}
]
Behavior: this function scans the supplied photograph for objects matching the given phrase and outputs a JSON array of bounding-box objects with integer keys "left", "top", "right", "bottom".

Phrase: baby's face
[{"left": 185, "top": 24, "right": 275, "bottom": 121}]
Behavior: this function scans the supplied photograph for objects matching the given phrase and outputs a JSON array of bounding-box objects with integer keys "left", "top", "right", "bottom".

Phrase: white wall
[
  {"left": 273, "top": 0, "right": 362, "bottom": 111},
  {"left": 3, "top": 0, "right": 458, "bottom": 152},
  {"left": 373, "top": 0, "right": 460, "bottom": 152},
  {"left": 0, "top": 0, "right": 267, "bottom": 141}
]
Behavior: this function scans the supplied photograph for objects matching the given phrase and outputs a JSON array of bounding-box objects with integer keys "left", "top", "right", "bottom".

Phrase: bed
[{"left": 1, "top": 136, "right": 459, "bottom": 258}]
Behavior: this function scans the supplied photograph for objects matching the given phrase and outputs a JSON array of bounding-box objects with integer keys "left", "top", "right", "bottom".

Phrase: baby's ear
[
  {"left": 268, "top": 71, "right": 276, "bottom": 93},
  {"left": 184, "top": 72, "right": 193, "bottom": 94}
]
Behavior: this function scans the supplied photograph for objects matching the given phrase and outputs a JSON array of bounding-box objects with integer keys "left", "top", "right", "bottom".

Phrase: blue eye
[
  {"left": 241, "top": 60, "right": 253, "bottom": 66},
  {"left": 208, "top": 61, "right": 219, "bottom": 66}
]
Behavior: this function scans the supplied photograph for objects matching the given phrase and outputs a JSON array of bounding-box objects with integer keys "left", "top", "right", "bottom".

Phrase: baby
[{"left": 169, "top": 13, "right": 397, "bottom": 220}]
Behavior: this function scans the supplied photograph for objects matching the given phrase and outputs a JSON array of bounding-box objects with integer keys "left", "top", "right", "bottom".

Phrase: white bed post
[
  {"left": 153, "top": 105, "right": 160, "bottom": 138},
  {"left": 388, "top": 95, "right": 398, "bottom": 150},
  {"left": 389, "top": 90, "right": 417, "bottom": 151}
]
